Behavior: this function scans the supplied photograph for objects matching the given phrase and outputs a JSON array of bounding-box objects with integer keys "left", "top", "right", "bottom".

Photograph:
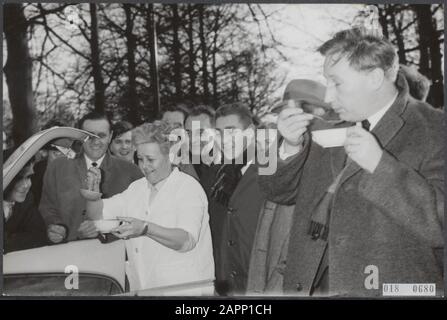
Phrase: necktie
[
  {"left": 361, "top": 120, "right": 371, "bottom": 131},
  {"left": 92, "top": 162, "right": 97, "bottom": 168}
]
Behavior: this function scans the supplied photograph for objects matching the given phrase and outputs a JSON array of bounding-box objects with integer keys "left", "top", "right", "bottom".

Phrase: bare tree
[
  {"left": 4, "top": 3, "right": 38, "bottom": 145},
  {"left": 198, "top": 4, "right": 210, "bottom": 104},
  {"left": 89, "top": 3, "right": 105, "bottom": 112},
  {"left": 124, "top": 3, "right": 138, "bottom": 124},
  {"left": 171, "top": 4, "right": 182, "bottom": 101}
]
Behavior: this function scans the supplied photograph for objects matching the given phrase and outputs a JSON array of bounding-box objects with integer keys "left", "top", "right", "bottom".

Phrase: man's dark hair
[
  {"left": 160, "top": 103, "right": 190, "bottom": 124},
  {"left": 77, "top": 111, "right": 112, "bottom": 132},
  {"left": 186, "top": 104, "right": 216, "bottom": 126},
  {"left": 215, "top": 103, "right": 259, "bottom": 128},
  {"left": 318, "top": 27, "right": 398, "bottom": 81},
  {"left": 111, "top": 120, "right": 134, "bottom": 141}
]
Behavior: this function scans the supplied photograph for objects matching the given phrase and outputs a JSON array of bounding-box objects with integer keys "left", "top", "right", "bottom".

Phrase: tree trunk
[
  {"left": 428, "top": 17, "right": 444, "bottom": 109},
  {"left": 147, "top": 3, "right": 160, "bottom": 118},
  {"left": 198, "top": 4, "right": 209, "bottom": 104},
  {"left": 171, "top": 4, "right": 182, "bottom": 102},
  {"left": 187, "top": 4, "right": 197, "bottom": 100},
  {"left": 211, "top": 8, "right": 221, "bottom": 109},
  {"left": 89, "top": 3, "right": 105, "bottom": 113},
  {"left": 414, "top": 4, "right": 444, "bottom": 108},
  {"left": 378, "top": 5, "right": 389, "bottom": 39},
  {"left": 124, "top": 4, "right": 138, "bottom": 124},
  {"left": 389, "top": 8, "right": 407, "bottom": 65},
  {"left": 4, "top": 3, "right": 38, "bottom": 146}
]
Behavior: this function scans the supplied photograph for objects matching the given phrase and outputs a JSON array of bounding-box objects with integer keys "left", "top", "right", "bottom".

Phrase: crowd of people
[{"left": 3, "top": 26, "right": 444, "bottom": 297}]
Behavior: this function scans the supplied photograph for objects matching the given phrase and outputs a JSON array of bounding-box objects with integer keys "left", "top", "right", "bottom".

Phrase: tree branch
[
  {"left": 35, "top": 20, "right": 91, "bottom": 60},
  {"left": 27, "top": 3, "right": 74, "bottom": 24}
]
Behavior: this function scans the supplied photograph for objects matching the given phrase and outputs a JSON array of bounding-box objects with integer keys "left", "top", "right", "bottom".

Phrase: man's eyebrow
[{"left": 325, "top": 74, "right": 341, "bottom": 82}]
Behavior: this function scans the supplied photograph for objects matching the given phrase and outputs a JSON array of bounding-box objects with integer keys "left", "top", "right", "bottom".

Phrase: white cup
[
  {"left": 312, "top": 128, "right": 348, "bottom": 148},
  {"left": 93, "top": 220, "right": 120, "bottom": 233}
]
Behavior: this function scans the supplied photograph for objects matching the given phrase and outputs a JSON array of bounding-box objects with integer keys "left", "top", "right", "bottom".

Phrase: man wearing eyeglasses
[{"left": 39, "top": 111, "right": 143, "bottom": 244}]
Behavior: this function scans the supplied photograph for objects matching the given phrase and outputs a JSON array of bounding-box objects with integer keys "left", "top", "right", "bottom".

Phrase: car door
[{"left": 3, "top": 127, "right": 126, "bottom": 295}]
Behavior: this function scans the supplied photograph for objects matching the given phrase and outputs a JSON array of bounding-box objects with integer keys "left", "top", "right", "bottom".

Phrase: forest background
[{"left": 2, "top": 3, "right": 444, "bottom": 146}]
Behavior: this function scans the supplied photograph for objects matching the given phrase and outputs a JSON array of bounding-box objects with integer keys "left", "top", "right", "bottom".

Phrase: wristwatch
[{"left": 141, "top": 222, "right": 149, "bottom": 236}]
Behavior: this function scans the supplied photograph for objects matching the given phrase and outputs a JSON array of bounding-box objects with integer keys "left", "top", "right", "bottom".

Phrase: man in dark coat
[
  {"left": 184, "top": 105, "right": 224, "bottom": 272},
  {"left": 258, "top": 27, "right": 444, "bottom": 297},
  {"left": 39, "top": 112, "right": 143, "bottom": 243},
  {"left": 212, "top": 103, "right": 265, "bottom": 295}
]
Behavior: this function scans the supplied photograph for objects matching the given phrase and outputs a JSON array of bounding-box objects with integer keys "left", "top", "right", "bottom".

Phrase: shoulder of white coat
[
  {"left": 175, "top": 169, "right": 207, "bottom": 201},
  {"left": 127, "top": 176, "right": 148, "bottom": 192}
]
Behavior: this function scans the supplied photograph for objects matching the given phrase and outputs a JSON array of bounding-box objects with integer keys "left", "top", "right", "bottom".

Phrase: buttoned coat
[
  {"left": 258, "top": 74, "right": 444, "bottom": 297},
  {"left": 217, "top": 165, "right": 266, "bottom": 294}
]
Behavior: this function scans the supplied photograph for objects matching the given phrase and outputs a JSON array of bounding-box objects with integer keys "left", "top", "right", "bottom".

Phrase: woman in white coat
[{"left": 83, "top": 121, "right": 215, "bottom": 294}]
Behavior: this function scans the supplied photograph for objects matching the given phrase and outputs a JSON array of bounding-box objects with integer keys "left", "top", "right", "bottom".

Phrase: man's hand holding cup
[{"left": 277, "top": 100, "right": 314, "bottom": 154}]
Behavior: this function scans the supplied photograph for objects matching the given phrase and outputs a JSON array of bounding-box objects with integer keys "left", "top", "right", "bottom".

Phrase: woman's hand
[{"left": 111, "top": 217, "right": 146, "bottom": 240}]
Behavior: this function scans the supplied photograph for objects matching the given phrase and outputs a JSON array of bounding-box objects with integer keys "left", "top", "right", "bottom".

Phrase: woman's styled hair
[{"left": 132, "top": 121, "right": 181, "bottom": 155}]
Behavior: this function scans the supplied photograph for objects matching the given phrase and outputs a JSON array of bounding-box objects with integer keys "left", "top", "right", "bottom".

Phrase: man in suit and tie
[
  {"left": 212, "top": 103, "right": 266, "bottom": 295},
  {"left": 258, "top": 27, "right": 444, "bottom": 296},
  {"left": 39, "top": 111, "right": 143, "bottom": 243}
]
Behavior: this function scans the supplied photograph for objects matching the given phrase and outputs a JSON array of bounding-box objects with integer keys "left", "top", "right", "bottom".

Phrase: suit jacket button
[
  {"left": 296, "top": 283, "right": 303, "bottom": 291},
  {"left": 228, "top": 240, "right": 235, "bottom": 246}
]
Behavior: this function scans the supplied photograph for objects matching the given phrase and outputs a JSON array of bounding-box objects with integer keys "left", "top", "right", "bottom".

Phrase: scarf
[{"left": 308, "top": 120, "right": 370, "bottom": 241}]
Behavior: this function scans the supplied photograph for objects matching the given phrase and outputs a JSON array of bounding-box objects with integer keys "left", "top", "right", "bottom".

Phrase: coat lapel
[{"left": 339, "top": 74, "right": 409, "bottom": 185}]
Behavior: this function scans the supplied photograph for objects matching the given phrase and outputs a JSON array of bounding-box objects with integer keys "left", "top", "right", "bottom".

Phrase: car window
[{"left": 3, "top": 273, "right": 124, "bottom": 296}]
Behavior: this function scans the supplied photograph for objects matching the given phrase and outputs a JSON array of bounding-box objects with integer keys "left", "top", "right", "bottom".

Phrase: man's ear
[{"left": 368, "top": 68, "right": 385, "bottom": 91}]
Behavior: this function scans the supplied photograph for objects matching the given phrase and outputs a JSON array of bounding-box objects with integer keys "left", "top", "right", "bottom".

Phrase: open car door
[
  {"left": 3, "top": 127, "right": 126, "bottom": 295},
  {"left": 3, "top": 239, "right": 126, "bottom": 295}
]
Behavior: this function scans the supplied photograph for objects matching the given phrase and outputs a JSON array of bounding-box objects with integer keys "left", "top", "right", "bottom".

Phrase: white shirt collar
[
  {"left": 360, "top": 92, "right": 399, "bottom": 130},
  {"left": 84, "top": 154, "right": 106, "bottom": 169},
  {"left": 147, "top": 167, "right": 177, "bottom": 192}
]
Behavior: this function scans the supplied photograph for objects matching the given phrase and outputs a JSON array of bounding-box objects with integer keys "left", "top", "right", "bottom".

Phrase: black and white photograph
[{"left": 1, "top": 1, "right": 445, "bottom": 302}]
